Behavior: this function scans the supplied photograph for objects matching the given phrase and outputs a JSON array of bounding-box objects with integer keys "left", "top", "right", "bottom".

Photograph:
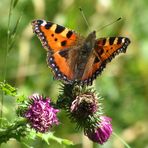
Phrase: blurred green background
[{"left": 0, "top": 0, "right": 148, "bottom": 147}]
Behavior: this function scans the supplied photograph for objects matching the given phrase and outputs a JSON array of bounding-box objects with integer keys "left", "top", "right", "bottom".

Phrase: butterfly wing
[
  {"left": 32, "top": 19, "right": 84, "bottom": 83},
  {"left": 81, "top": 37, "right": 131, "bottom": 85},
  {"left": 47, "top": 48, "right": 81, "bottom": 84},
  {"left": 32, "top": 19, "right": 80, "bottom": 53}
]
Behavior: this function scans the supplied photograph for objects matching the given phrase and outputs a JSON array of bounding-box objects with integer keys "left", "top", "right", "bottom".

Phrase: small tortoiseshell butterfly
[{"left": 32, "top": 20, "right": 130, "bottom": 85}]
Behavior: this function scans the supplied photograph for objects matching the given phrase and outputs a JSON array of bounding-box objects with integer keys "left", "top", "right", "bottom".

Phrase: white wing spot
[
  {"left": 41, "top": 20, "right": 47, "bottom": 26},
  {"left": 122, "top": 38, "right": 125, "bottom": 43}
]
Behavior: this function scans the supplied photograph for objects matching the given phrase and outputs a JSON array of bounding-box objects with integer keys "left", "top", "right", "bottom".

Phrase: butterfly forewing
[
  {"left": 94, "top": 37, "right": 130, "bottom": 76},
  {"left": 32, "top": 20, "right": 80, "bottom": 52},
  {"left": 95, "top": 37, "right": 130, "bottom": 61}
]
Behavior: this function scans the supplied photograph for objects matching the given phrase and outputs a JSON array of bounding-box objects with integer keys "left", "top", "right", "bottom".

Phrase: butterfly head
[
  {"left": 84, "top": 31, "right": 96, "bottom": 52},
  {"left": 86, "top": 31, "right": 96, "bottom": 41}
]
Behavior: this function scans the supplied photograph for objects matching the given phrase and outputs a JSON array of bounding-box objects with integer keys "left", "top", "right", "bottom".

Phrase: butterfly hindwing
[{"left": 47, "top": 50, "right": 74, "bottom": 84}]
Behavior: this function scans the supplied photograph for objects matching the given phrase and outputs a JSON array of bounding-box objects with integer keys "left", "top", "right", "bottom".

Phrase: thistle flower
[
  {"left": 70, "top": 92, "right": 98, "bottom": 118},
  {"left": 24, "top": 94, "right": 59, "bottom": 133},
  {"left": 57, "top": 84, "right": 103, "bottom": 129},
  {"left": 84, "top": 116, "right": 112, "bottom": 144}
]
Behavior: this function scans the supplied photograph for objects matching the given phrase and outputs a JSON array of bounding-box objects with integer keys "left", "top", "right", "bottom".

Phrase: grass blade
[
  {"left": 13, "top": 0, "right": 19, "bottom": 8},
  {"left": 9, "top": 15, "right": 22, "bottom": 52}
]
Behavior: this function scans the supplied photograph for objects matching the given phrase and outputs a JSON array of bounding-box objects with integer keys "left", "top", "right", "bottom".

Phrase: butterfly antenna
[
  {"left": 79, "top": 7, "right": 91, "bottom": 31},
  {"left": 96, "top": 17, "right": 122, "bottom": 32}
]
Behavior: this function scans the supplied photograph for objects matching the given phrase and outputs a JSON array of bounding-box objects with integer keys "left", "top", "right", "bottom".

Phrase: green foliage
[
  {"left": 37, "top": 132, "right": 73, "bottom": 146},
  {"left": 13, "top": 0, "right": 19, "bottom": 9},
  {"left": 0, "top": 82, "right": 73, "bottom": 146},
  {"left": 9, "top": 15, "right": 22, "bottom": 52},
  {"left": 0, "top": 118, "right": 27, "bottom": 144},
  {"left": 0, "top": 82, "right": 17, "bottom": 97}
]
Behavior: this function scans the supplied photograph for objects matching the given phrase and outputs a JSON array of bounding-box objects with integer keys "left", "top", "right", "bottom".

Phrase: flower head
[
  {"left": 85, "top": 116, "right": 112, "bottom": 144},
  {"left": 70, "top": 92, "right": 98, "bottom": 118},
  {"left": 24, "top": 93, "right": 59, "bottom": 133}
]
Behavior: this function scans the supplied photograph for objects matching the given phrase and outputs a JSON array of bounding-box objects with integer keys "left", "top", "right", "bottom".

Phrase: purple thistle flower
[
  {"left": 85, "top": 116, "right": 112, "bottom": 144},
  {"left": 24, "top": 93, "right": 59, "bottom": 133}
]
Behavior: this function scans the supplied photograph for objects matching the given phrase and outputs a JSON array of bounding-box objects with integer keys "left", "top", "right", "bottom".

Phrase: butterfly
[{"left": 32, "top": 19, "right": 130, "bottom": 85}]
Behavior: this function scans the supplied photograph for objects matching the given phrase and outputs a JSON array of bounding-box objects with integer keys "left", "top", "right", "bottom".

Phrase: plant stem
[
  {"left": 113, "top": 132, "right": 131, "bottom": 148},
  {"left": 0, "top": 0, "right": 14, "bottom": 122}
]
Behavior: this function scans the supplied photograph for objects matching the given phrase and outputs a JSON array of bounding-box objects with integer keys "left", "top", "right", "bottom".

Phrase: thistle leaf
[{"left": 0, "top": 81, "right": 17, "bottom": 97}]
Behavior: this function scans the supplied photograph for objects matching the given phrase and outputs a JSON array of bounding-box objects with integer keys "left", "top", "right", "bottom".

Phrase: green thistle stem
[{"left": 113, "top": 132, "right": 131, "bottom": 148}]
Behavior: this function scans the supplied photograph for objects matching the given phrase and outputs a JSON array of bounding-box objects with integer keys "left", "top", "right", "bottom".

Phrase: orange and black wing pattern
[
  {"left": 80, "top": 37, "right": 131, "bottom": 85},
  {"left": 94, "top": 37, "right": 130, "bottom": 79},
  {"left": 47, "top": 50, "right": 75, "bottom": 84},
  {"left": 32, "top": 20, "right": 131, "bottom": 85},
  {"left": 32, "top": 19, "right": 83, "bottom": 84},
  {"left": 32, "top": 20, "right": 79, "bottom": 53}
]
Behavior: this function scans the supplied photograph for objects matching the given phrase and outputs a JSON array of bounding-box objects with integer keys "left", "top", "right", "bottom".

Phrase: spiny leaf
[
  {"left": 37, "top": 132, "right": 74, "bottom": 146},
  {"left": 16, "top": 94, "right": 26, "bottom": 103},
  {"left": 0, "top": 81, "right": 17, "bottom": 97},
  {"left": 0, "top": 118, "right": 27, "bottom": 144},
  {"left": 61, "top": 139, "right": 73, "bottom": 145}
]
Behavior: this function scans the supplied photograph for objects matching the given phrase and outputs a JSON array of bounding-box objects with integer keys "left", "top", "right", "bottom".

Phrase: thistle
[
  {"left": 84, "top": 116, "right": 112, "bottom": 144},
  {"left": 23, "top": 93, "right": 59, "bottom": 133},
  {"left": 57, "top": 84, "right": 105, "bottom": 130}
]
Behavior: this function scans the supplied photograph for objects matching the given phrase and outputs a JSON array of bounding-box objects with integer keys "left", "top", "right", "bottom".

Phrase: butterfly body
[{"left": 32, "top": 19, "right": 130, "bottom": 85}]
